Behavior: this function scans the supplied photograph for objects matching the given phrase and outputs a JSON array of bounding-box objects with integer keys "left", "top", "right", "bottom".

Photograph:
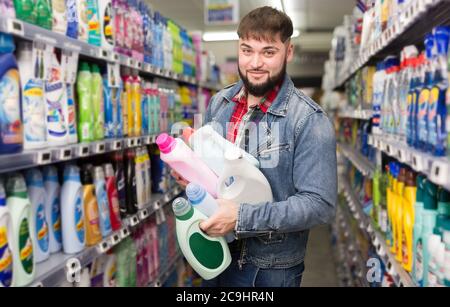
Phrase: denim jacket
[{"left": 204, "top": 75, "right": 337, "bottom": 269}]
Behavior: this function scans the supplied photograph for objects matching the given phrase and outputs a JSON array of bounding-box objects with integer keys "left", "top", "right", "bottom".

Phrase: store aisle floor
[{"left": 301, "top": 225, "right": 339, "bottom": 287}]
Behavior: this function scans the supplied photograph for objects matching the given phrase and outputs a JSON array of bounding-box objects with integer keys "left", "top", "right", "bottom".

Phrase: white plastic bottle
[
  {"left": 6, "top": 173, "right": 35, "bottom": 286},
  {"left": 0, "top": 180, "right": 14, "bottom": 288},
  {"left": 25, "top": 168, "right": 50, "bottom": 263},
  {"left": 52, "top": 0, "right": 68, "bottom": 34},
  {"left": 184, "top": 125, "right": 260, "bottom": 176},
  {"left": 172, "top": 197, "right": 231, "bottom": 280},
  {"left": 92, "top": 166, "right": 112, "bottom": 238},
  {"left": 45, "top": 52, "right": 68, "bottom": 147},
  {"left": 16, "top": 41, "right": 47, "bottom": 150},
  {"left": 76, "top": 0, "right": 89, "bottom": 42},
  {"left": 186, "top": 183, "right": 234, "bottom": 243},
  {"left": 217, "top": 148, "right": 273, "bottom": 205},
  {"left": 98, "top": 0, "right": 115, "bottom": 50},
  {"left": 43, "top": 166, "right": 62, "bottom": 254},
  {"left": 65, "top": 84, "right": 78, "bottom": 144},
  {"left": 61, "top": 165, "right": 85, "bottom": 254}
]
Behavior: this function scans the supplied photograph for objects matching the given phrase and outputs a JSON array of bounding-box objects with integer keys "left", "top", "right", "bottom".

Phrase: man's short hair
[{"left": 237, "top": 6, "right": 294, "bottom": 43}]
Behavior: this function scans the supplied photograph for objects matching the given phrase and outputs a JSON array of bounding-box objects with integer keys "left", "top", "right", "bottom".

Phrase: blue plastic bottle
[
  {"left": 0, "top": 34, "right": 23, "bottom": 155},
  {"left": 407, "top": 57, "right": 418, "bottom": 147},
  {"left": 92, "top": 166, "right": 112, "bottom": 238},
  {"left": 103, "top": 76, "right": 115, "bottom": 139},
  {"left": 66, "top": 0, "right": 79, "bottom": 39},
  {"left": 116, "top": 81, "right": 123, "bottom": 138},
  {"left": 414, "top": 53, "right": 427, "bottom": 149}
]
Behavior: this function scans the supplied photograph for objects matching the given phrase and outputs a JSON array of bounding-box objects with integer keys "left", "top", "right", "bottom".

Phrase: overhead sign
[{"left": 205, "top": 0, "right": 239, "bottom": 25}]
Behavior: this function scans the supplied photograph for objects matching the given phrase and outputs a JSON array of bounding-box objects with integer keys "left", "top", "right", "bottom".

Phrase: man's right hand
[{"left": 170, "top": 169, "right": 189, "bottom": 189}]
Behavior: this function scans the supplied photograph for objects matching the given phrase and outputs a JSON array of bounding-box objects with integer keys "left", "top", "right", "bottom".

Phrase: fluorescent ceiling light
[{"left": 203, "top": 29, "right": 300, "bottom": 42}]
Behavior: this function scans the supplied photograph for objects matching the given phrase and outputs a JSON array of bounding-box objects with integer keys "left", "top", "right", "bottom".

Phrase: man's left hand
[{"left": 199, "top": 199, "right": 239, "bottom": 237}]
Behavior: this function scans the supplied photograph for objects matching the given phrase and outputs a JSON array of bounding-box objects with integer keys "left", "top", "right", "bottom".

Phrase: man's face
[{"left": 238, "top": 34, "right": 294, "bottom": 97}]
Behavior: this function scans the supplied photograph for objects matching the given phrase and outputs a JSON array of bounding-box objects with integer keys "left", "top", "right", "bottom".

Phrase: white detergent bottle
[
  {"left": 6, "top": 173, "right": 35, "bottom": 286},
  {"left": 16, "top": 41, "right": 46, "bottom": 150},
  {"left": 43, "top": 166, "right": 62, "bottom": 254},
  {"left": 52, "top": 0, "right": 68, "bottom": 34},
  {"left": 184, "top": 125, "right": 260, "bottom": 176},
  {"left": 172, "top": 197, "right": 231, "bottom": 280},
  {"left": 98, "top": 0, "right": 115, "bottom": 51},
  {"left": 186, "top": 183, "right": 234, "bottom": 243},
  {"left": 65, "top": 84, "right": 78, "bottom": 144},
  {"left": 60, "top": 165, "right": 85, "bottom": 254},
  {"left": 0, "top": 180, "right": 14, "bottom": 288},
  {"left": 93, "top": 166, "right": 112, "bottom": 238},
  {"left": 218, "top": 148, "right": 273, "bottom": 205},
  {"left": 25, "top": 168, "right": 50, "bottom": 263}
]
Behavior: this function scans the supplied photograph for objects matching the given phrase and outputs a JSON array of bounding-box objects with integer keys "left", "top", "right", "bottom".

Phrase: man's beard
[{"left": 238, "top": 61, "right": 286, "bottom": 97}]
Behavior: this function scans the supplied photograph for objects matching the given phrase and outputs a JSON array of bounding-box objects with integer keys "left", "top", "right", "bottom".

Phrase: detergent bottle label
[
  {"left": 74, "top": 196, "right": 85, "bottom": 243},
  {"left": 106, "top": 178, "right": 120, "bottom": 219},
  {"left": 23, "top": 79, "right": 46, "bottom": 143},
  {"left": 102, "top": 2, "right": 114, "bottom": 45},
  {"left": 0, "top": 226, "right": 13, "bottom": 287},
  {"left": 417, "top": 88, "right": 430, "bottom": 144},
  {"left": 66, "top": 0, "right": 78, "bottom": 38},
  {"left": 188, "top": 232, "right": 224, "bottom": 270},
  {"left": 66, "top": 86, "right": 77, "bottom": 137},
  {"left": 0, "top": 69, "right": 22, "bottom": 144},
  {"left": 19, "top": 218, "right": 34, "bottom": 274},
  {"left": 427, "top": 87, "right": 439, "bottom": 147},
  {"left": 52, "top": 197, "right": 62, "bottom": 243},
  {"left": 45, "top": 81, "right": 67, "bottom": 138},
  {"left": 35, "top": 203, "right": 49, "bottom": 252}
]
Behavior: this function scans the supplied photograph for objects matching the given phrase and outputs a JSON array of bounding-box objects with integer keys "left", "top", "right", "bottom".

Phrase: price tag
[
  {"left": 76, "top": 145, "right": 90, "bottom": 157},
  {"left": 61, "top": 50, "right": 79, "bottom": 84},
  {"left": 36, "top": 151, "right": 52, "bottom": 165},
  {"left": 6, "top": 19, "right": 24, "bottom": 36}
]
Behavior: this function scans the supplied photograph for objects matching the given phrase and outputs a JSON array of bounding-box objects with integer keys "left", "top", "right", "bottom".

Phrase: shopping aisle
[{"left": 301, "top": 226, "right": 339, "bottom": 287}]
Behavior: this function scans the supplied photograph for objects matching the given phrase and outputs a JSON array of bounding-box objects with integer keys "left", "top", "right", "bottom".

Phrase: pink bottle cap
[{"left": 156, "top": 133, "right": 176, "bottom": 154}]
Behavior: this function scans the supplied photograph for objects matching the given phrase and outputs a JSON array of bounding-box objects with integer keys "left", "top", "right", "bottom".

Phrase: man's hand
[
  {"left": 199, "top": 199, "right": 239, "bottom": 237},
  {"left": 170, "top": 169, "right": 189, "bottom": 189}
]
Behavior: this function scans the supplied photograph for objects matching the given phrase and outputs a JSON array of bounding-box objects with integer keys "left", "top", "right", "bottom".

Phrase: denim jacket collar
[{"left": 220, "top": 74, "right": 294, "bottom": 117}]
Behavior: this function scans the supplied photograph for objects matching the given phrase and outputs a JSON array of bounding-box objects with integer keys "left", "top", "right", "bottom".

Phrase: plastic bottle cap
[
  {"left": 43, "top": 166, "right": 59, "bottom": 182},
  {"left": 156, "top": 133, "right": 176, "bottom": 154},
  {"left": 172, "top": 197, "right": 192, "bottom": 217},
  {"left": 6, "top": 173, "right": 28, "bottom": 196},
  {"left": 182, "top": 127, "right": 195, "bottom": 143},
  {"left": 18, "top": 41, "right": 33, "bottom": 52},
  {"left": 93, "top": 166, "right": 106, "bottom": 181},
  {"left": 0, "top": 182, "right": 6, "bottom": 207},
  {"left": 25, "top": 168, "right": 44, "bottom": 188},
  {"left": 91, "top": 64, "right": 100, "bottom": 73},
  {"left": 186, "top": 183, "right": 206, "bottom": 205},
  {"left": 424, "top": 181, "right": 438, "bottom": 210},
  {"left": 64, "top": 165, "right": 81, "bottom": 182},
  {"left": 103, "top": 164, "right": 115, "bottom": 178},
  {"left": 79, "top": 62, "right": 90, "bottom": 72}
]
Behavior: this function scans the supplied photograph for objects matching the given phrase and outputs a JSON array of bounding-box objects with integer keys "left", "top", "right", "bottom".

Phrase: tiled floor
[{"left": 301, "top": 225, "right": 339, "bottom": 287}]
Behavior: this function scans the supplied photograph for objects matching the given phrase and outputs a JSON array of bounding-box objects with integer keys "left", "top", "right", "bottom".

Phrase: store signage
[{"left": 205, "top": 0, "right": 239, "bottom": 25}]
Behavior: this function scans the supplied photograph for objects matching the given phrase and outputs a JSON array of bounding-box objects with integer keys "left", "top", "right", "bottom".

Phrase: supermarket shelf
[
  {"left": 150, "top": 252, "right": 184, "bottom": 287},
  {"left": 340, "top": 178, "right": 417, "bottom": 287},
  {"left": 338, "top": 109, "right": 373, "bottom": 120},
  {"left": 338, "top": 143, "right": 376, "bottom": 177},
  {"left": 0, "top": 134, "right": 168, "bottom": 174},
  {"left": 368, "top": 134, "right": 450, "bottom": 191},
  {"left": 333, "top": 0, "right": 449, "bottom": 90},
  {"left": 30, "top": 186, "right": 183, "bottom": 287},
  {"left": 0, "top": 17, "right": 221, "bottom": 91}
]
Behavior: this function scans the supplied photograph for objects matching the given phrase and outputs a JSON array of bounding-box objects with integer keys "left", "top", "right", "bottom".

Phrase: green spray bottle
[
  {"left": 77, "top": 62, "right": 94, "bottom": 143},
  {"left": 91, "top": 64, "right": 104, "bottom": 141},
  {"left": 172, "top": 198, "right": 231, "bottom": 280}
]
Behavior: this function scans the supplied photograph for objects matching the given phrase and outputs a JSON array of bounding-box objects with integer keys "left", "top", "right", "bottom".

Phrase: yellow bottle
[
  {"left": 132, "top": 72, "right": 142, "bottom": 136},
  {"left": 81, "top": 167, "right": 102, "bottom": 246},
  {"left": 124, "top": 72, "right": 134, "bottom": 137},
  {"left": 395, "top": 167, "right": 406, "bottom": 262},
  {"left": 402, "top": 171, "right": 416, "bottom": 272},
  {"left": 386, "top": 164, "right": 395, "bottom": 248}
]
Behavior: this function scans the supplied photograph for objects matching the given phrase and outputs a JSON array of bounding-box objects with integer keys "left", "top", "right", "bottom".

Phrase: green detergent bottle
[
  {"left": 77, "top": 62, "right": 94, "bottom": 143},
  {"left": 35, "top": 0, "right": 52, "bottom": 30},
  {"left": 172, "top": 197, "right": 231, "bottom": 280},
  {"left": 13, "top": 0, "right": 37, "bottom": 24}
]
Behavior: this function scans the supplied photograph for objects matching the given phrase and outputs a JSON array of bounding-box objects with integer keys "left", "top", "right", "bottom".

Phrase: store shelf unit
[
  {"left": 0, "top": 17, "right": 222, "bottom": 92},
  {"left": 30, "top": 185, "right": 183, "bottom": 287},
  {"left": 333, "top": 0, "right": 450, "bottom": 90},
  {"left": 338, "top": 109, "right": 373, "bottom": 120},
  {"left": 149, "top": 252, "right": 184, "bottom": 287},
  {"left": 368, "top": 134, "right": 450, "bottom": 191},
  {"left": 338, "top": 143, "right": 376, "bottom": 178},
  {"left": 339, "top": 174, "right": 416, "bottom": 287}
]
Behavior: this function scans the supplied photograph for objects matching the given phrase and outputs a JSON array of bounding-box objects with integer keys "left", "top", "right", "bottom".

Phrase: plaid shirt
[{"left": 227, "top": 84, "right": 280, "bottom": 144}]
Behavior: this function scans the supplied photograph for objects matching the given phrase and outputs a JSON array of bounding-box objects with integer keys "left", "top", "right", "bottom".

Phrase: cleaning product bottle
[
  {"left": 0, "top": 180, "right": 13, "bottom": 287},
  {"left": 428, "top": 27, "right": 450, "bottom": 156},
  {"left": 76, "top": 0, "right": 89, "bottom": 41},
  {"left": 6, "top": 173, "right": 35, "bottom": 286},
  {"left": 91, "top": 64, "right": 104, "bottom": 141},
  {"left": 413, "top": 175, "right": 426, "bottom": 285},
  {"left": 45, "top": 51, "right": 68, "bottom": 147},
  {"left": 142, "top": 147, "right": 151, "bottom": 204},
  {"left": 399, "top": 46, "right": 418, "bottom": 144},
  {"left": 372, "top": 169, "right": 381, "bottom": 227},
  {"left": 447, "top": 34, "right": 450, "bottom": 158},
  {"left": 442, "top": 219, "right": 450, "bottom": 287},
  {"left": 112, "top": 151, "right": 127, "bottom": 217},
  {"left": 0, "top": 34, "right": 23, "bottom": 155},
  {"left": 35, "top": 0, "right": 52, "bottom": 30},
  {"left": 65, "top": 83, "right": 78, "bottom": 144},
  {"left": 77, "top": 62, "right": 94, "bottom": 143},
  {"left": 60, "top": 164, "right": 85, "bottom": 254},
  {"left": 134, "top": 148, "right": 144, "bottom": 209},
  {"left": 16, "top": 41, "right": 46, "bottom": 150},
  {"left": 43, "top": 166, "right": 61, "bottom": 254},
  {"left": 12, "top": 0, "right": 36, "bottom": 24},
  {"left": 80, "top": 165, "right": 102, "bottom": 246},
  {"left": 407, "top": 56, "right": 418, "bottom": 147},
  {"left": 120, "top": 80, "right": 128, "bottom": 137},
  {"left": 132, "top": 70, "right": 142, "bottom": 136},
  {"left": 93, "top": 166, "right": 112, "bottom": 238},
  {"left": 186, "top": 183, "right": 234, "bottom": 243},
  {"left": 122, "top": 68, "right": 133, "bottom": 137},
  {"left": 115, "top": 83, "right": 123, "bottom": 138},
  {"left": 217, "top": 147, "right": 273, "bottom": 205},
  {"left": 87, "top": 0, "right": 101, "bottom": 46},
  {"left": 124, "top": 149, "right": 138, "bottom": 214},
  {"left": 435, "top": 189, "right": 450, "bottom": 235},
  {"left": 422, "top": 180, "right": 438, "bottom": 287},
  {"left": 98, "top": 0, "right": 115, "bottom": 51},
  {"left": 156, "top": 133, "right": 218, "bottom": 197},
  {"left": 172, "top": 197, "right": 231, "bottom": 280},
  {"left": 141, "top": 82, "right": 149, "bottom": 136},
  {"left": 25, "top": 168, "right": 49, "bottom": 264},
  {"left": 386, "top": 162, "right": 396, "bottom": 249},
  {"left": 103, "top": 76, "right": 115, "bottom": 139},
  {"left": 395, "top": 167, "right": 406, "bottom": 262},
  {"left": 52, "top": 0, "right": 68, "bottom": 34},
  {"left": 184, "top": 125, "right": 260, "bottom": 177},
  {"left": 66, "top": 0, "right": 79, "bottom": 39},
  {"left": 402, "top": 170, "right": 416, "bottom": 272},
  {"left": 104, "top": 163, "right": 122, "bottom": 231}
]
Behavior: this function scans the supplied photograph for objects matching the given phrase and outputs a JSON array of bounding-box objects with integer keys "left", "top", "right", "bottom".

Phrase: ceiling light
[{"left": 202, "top": 31, "right": 239, "bottom": 42}]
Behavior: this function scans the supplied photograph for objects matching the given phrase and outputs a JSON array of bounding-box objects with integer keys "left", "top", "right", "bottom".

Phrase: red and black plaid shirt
[{"left": 227, "top": 85, "right": 281, "bottom": 143}]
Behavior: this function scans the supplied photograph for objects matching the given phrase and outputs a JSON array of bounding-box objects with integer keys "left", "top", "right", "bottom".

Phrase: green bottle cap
[
  {"left": 5, "top": 173, "right": 28, "bottom": 198},
  {"left": 172, "top": 197, "right": 193, "bottom": 219},
  {"left": 91, "top": 64, "right": 100, "bottom": 73},
  {"left": 79, "top": 62, "right": 90, "bottom": 72},
  {"left": 423, "top": 180, "right": 438, "bottom": 210},
  {"left": 416, "top": 175, "right": 426, "bottom": 203}
]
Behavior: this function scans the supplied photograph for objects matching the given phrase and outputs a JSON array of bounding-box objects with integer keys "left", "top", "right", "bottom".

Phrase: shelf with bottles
[
  {"left": 325, "top": 0, "right": 449, "bottom": 90},
  {"left": 339, "top": 176, "right": 417, "bottom": 287},
  {"left": 149, "top": 251, "right": 183, "bottom": 287}
]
